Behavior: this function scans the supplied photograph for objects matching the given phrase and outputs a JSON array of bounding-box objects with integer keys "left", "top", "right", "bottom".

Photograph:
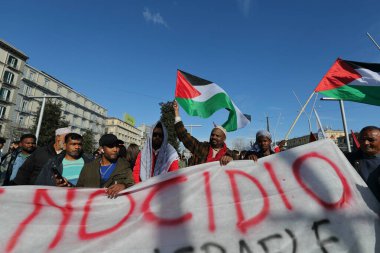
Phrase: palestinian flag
[
  {"left": 315, "top": 58, "right": 380, "bottom": 106},
  {"left": 175, "top": 70, "right": 251, "bottom": 132}
]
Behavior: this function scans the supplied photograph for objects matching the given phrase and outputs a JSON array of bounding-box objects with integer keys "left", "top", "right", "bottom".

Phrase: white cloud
[
  {"left": 143, "top": 8, "right": 168, "bottom": 28},
  {"left": 236, "top": 0, "right": 252, "bottom": 17}
]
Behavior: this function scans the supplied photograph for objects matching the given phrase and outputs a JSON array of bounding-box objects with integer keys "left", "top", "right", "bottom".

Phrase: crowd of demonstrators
[
  {"left": 0, "top": 134, "right": 36, "bottom": 186},
  {"left": 77, "top": 134, "right": 134, "bottom": 198},
  {"left": 173, "top": 101, "right": 233, "bottom": 166},
  {"left": 13, "top": 127, "right": 71, "bottom": 185},
  {"left": 133, "top": 121, "right": 179, "bottom": 183},
  {"left": 346, "top": 126, "right": 380, "bottom": 201},
  {"left": 35, "top": 133, "right": 92, "bottom": 186}
]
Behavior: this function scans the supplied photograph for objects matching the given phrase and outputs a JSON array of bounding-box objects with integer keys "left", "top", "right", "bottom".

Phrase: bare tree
[{"left": 231, "top": 137, "right": 249, "bottom": 151}]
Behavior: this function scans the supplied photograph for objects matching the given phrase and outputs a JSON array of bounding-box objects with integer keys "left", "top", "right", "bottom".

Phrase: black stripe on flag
[
  {"left": 179, "top": 70, "right": 213, "bottom": 86},
  {"left": 346, "top": 60, "right": 380, "bottom": 72}
]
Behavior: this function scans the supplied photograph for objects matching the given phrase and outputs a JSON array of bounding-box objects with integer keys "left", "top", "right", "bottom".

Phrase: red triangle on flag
[
  {"left": 175, "top": 70, "right": 201, "bottom": 99},
  {"left": 315, "top": 58, "right": 362, "bottom": 92}
]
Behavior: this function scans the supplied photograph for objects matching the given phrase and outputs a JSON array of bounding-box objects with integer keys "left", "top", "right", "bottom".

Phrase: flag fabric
[
  {"left": 175, "top": 70, "right": 251, "bottom": 132},
  {"left": 351, "top": 130, "right": 360, "bottom": 150},
  {"left": 309, "top": 131, "right": 317, "bottom": 142},
  {"left": 315, "top": 58, "right": 380, "bottom": 106}
]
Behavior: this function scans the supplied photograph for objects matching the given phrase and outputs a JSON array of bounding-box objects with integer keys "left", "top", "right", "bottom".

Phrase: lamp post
[{"left": 28, "top": 94, "right": 60, "bottom": 144}]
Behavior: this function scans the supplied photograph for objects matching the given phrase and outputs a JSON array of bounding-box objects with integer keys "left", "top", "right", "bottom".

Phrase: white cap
[
  {"left": 55, "top": 127, "right": 71, "bottom": 136},
  {"left": 213, "top": 125, "right": 227, "bottom": 138}
]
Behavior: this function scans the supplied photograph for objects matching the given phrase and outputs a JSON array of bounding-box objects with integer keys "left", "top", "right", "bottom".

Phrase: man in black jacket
[
  {"left": 13, "top": 127, "right": 71, "bottom": 185},
  {"left": 1, "top": 134, "right": 36, "bottom": 186},
  {"left": 35, "top": 133, "right": 92, "bottom": 186},
  {"left": 346, "top": 126, "right": 380, "bottom": 201}
]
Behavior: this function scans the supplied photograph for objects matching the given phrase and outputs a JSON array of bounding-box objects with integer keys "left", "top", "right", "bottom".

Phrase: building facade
[
  {"left": 0, "top": 39, "right": 107, "bottom": 144},
  {"left": 105, "top": 117, "right": 143, "bottom": 146},
  {"left": 0, "top": 40, "right": 28, "bottom": 138},
  {"left": 286, "top": 129, "right": 345, "bottom": 149}
]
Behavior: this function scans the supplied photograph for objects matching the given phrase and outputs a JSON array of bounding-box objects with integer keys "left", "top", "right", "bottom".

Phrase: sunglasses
[{"left": 153, "top": 132, "right": 163, "bottom": 138}]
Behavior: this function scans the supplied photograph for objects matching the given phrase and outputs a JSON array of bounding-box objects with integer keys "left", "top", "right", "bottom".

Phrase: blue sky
[{"left": 2, "top": 0, "right": 380, "bottom": 146}]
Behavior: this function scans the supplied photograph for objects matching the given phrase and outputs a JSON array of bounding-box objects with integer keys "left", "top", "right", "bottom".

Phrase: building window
[
  {"left": 23, "top": 85, "right": 31, "bottom": 96},
  {"left": 0, "top": 106, "right": 6, "bottom": 119},
  {"left": 0, "top": 88, "right": 11, "bottom": 101},
  {"left": 21, "top": 100, "right": 28, "bottom": 112},
  {"left": 18, "top": 115, "right": 25, "bottom": 126},
  {"left": 44, "top": 78, "right": 50, "bottom": 87},
  {"left": 3, "top": 71, "right": 15, "bottom": 84},
  {"left": 29, "top": 71, "right": 36, "bottom": 82},
  {"left": 7, "top": 55, "right": 18, "bottom": 69}
]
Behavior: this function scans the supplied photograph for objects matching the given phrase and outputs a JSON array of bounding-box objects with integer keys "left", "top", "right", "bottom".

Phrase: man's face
[
  {"left": 20, "top": 138, "right": 36, "bottom": 154},
  {"left": 102, "top": 144, "right": 119, "bottom": 162},
  {"left": 359, "top": 129, "right": 380, "bottom": 156},
  {"left": 257, "top": 136, "right": 272, "bottom": 152},
  {"left": 64, "top": 138, "right": 83, "bottom": 159},
  {"left": 152, "top": 127, "right": 163, "bottom": 150},
  {"left": 209, "top": 128, "right": 225, "bottom": 148}
]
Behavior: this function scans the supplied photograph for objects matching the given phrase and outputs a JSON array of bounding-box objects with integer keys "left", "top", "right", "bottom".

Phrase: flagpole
[
  {"left": 313, "top": 108, "right": 326, "bottom": 138},
  {"left": 339, "top": 99, "right": 352, "bottom": 153},
  {"left": 367, "top": 32, "right": 380, "bottom": 51},
  {"left": 320, "top": 97, "right": 352, "bottom": 153},
  {"left": 285, "top": 91, "right": 315, "bottom": 140}
]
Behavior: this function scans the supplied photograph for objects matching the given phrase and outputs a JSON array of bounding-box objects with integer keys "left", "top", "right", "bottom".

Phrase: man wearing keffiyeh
[{"left": 133, "top": 121, "right": 179, "bottom": 183}]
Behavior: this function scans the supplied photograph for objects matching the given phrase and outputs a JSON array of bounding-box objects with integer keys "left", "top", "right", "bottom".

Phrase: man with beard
[
  {"left": 13, "top": 127, "right": 71, "bottom": 185},
  {"left": 173, "top": 101, "right": 233, "bottom": 166},
  {"left": 35, "top": 133, "right": 92, "bottom": 186},
  {"left": 76, "top": 134, "right": 134, "bottom": 198},
  {"left": 1, "top": 134, "right": 36, "bottom": 186},
  {"left": 133, "top": 121, "right": 179, "bottom": 183},
  {"left": 346, "top": 126, "right": 380, "bottom": 201}
]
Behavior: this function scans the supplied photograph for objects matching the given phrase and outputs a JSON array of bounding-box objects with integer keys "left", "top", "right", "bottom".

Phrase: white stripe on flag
[
  {"left": 192, "top": 83, "right": 226, "bottom": 102},
  {"left": 348, "top": 68, "right": 380, "bottom": 87}
]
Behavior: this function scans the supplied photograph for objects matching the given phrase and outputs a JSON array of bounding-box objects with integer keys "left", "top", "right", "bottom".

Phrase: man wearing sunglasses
[{"left": 133, "top": 121, "right": 179, "bottom": 183}]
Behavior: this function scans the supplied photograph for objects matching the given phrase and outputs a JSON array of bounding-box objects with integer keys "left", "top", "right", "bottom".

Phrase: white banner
[{"left": 0, "top": 139, "right": 379, "bottom": 253}]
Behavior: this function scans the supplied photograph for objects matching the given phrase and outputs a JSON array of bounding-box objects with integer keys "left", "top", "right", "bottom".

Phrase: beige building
[
  {"left": 18, "top": 65, "right": 107, "bottom": 141},
  {"left": 0, "top": 39, "right": 107, "bottom": 143},
  {"left": 105, "top": 117, "right": 142, "bottom": 146},
  {"left": 286, "top": 129, "right": 345, "bottom": 149},
  {"left": 0, "top": 40, "right": 28, "bottom": 138}
]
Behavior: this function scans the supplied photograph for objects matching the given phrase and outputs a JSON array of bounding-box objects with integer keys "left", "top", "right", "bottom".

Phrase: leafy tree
[
  {"left": 31, "top": 99, "right": 68, "bottom": 146},
  {"left": 82, "top": 129, "right": 96, "bottom": 154},
  {"left": 159, "top": 101, "right": 179, "bottom": 151}
]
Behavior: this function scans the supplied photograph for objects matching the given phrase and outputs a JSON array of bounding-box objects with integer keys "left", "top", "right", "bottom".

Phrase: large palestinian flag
[
  {"left": 315, "top": 58, "right": 380, "bottom": 106},
  {"left": 175, "top": 70, "right": 251, "bottom": 132}
]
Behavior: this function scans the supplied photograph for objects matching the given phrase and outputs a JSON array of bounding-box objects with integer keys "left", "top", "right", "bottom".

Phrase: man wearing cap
[
  {"left": 76, "top": 134, "right": 134, "bottom": 198},
  {"left": 133, "top": 121, "right": 179, "bottom": 183},
  {"left": 244, "top": 130, "right": 275, "bottom": 161},
  {"left": 173, "top": 101, "right": 233, "bottom": 166},
  {"left": 13, "top": 127, "right": 71, "bottom": 185}
]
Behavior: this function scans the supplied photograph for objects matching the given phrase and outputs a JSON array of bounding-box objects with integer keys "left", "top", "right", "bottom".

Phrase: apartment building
[
  {"left": 0, "top": 39, "right": 107, "bottom": 143},
  {"left": 0, "top": 40, "right": 28, "bottom": 138},
  {"left": 105, "top": 117, "right": 143, "bottom": 146}
]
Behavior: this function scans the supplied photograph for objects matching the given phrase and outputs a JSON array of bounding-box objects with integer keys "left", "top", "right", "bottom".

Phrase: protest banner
[{"left": 0, "top": 139, "right": 379, "bottom": 253}]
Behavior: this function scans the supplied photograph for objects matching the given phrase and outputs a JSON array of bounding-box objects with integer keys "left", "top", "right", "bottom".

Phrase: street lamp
[{"left": 28, "top": 94, "right": 61, "bottom": 144}]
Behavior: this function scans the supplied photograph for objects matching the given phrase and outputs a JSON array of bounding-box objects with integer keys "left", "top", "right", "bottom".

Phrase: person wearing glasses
[{"left": 133, "top": 121, "right": 179, "bottom": 183}]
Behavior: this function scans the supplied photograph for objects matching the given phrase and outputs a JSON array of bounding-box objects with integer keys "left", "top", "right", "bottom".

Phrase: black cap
[{"left": 99, "top": 134, "right": 119, "bottom": 147}]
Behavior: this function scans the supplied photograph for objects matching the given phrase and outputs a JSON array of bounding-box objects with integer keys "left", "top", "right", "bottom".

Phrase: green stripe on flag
[
  {"left": 320, "top": 85, "right": 380, "bottom": 106},
  {"left": 176, "top": 93, "right": 239, "bottom": 131}
]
